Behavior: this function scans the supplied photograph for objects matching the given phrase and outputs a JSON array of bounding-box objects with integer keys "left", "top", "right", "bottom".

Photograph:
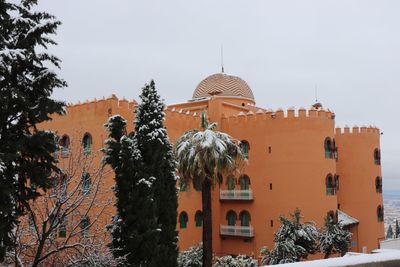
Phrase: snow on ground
[{"left": 263, "top": 250, "right": 400, "bottom": 267}]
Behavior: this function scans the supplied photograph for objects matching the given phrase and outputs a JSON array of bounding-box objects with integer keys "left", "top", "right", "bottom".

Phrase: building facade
[{"left": 42, "top": 72, "right": 385, "bottom": 259}]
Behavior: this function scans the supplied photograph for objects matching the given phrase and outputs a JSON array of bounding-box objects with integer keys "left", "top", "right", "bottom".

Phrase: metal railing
[
  {"left": 61, "top": 148, "right": 70, "bottom": 158},
  {"left": 219, "top": 189, "right": 253, "bottom": 200},
  {"left": 220, "top": 225, "right": 254, "bottom": 237}
]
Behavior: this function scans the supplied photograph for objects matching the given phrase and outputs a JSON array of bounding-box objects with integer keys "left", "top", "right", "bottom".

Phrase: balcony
[
  {"left": 220, "top": 225, "right": 254, "bottom": 238},
  {"left": 61, "top": 148, "right": 70, "bottom": 158},
  {"left": 219, "top": 190, "right": 253, "bottom": 200}
]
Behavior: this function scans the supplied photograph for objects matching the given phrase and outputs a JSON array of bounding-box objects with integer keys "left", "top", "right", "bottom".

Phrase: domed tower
[
  {"left": 193, "top": 73, "right": 255, "bottom": 103},
  {"left": 191, "top": 73, "right": 256, "bottom": 122}
]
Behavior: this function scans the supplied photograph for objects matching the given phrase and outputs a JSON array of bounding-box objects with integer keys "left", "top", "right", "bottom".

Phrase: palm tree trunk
[{"left": 202, "top": 178, "right": 212, "bottom": 267}]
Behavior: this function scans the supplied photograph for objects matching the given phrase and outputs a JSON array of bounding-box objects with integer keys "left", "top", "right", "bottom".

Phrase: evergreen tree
[
  {"left": 319, "top": 215, "right": 352, "bottom": 258},
  {"left": 134, "top": 80, "right": 178, "bottom": 266},
  {"left": 387, "top": 224, "right": 394, "bottom": 239},
  {"left": 395, "top": 220, "right": 400, "bottom": 238},
  {"left": 177, "top": 243, "right": 203, "bottom": 267},
  {"left": 104, "top": 115, "right": 159, "bottom": 266},
  {"left": 261, "top": 209, "right": 319, "bottom": 265},
  {"left": 0, "top": 0, "right": 66, "bottom": 261}
]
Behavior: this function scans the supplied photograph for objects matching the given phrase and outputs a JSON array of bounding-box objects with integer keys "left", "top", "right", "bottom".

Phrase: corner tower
[{"left": 335, "top": 126, "right": 384, "bottom": 252}]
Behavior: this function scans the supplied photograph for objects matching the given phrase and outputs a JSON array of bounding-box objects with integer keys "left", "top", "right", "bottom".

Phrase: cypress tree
[
  {"left": 395, "top": 220, "right": 400, "bottom": 238},
  {"left": 387, "top": 224, "right": 394, "bottom": 239},
  {"left": 134, "top": 80, "right": 178, "bottom": 266},
  {"left": 0, "top": 0, "right": 66, "bottom": 260},
  {"left": 104, "top": 116, "right": 159, "bottom": 266}
]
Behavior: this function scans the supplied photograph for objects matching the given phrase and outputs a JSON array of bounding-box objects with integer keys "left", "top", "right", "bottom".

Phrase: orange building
[{"left": 42, "top": 72, "right": 384, "bottom": 259}]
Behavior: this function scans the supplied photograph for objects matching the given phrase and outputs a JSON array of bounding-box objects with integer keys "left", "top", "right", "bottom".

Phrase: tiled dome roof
[{"left": 193, "top": 73, "right": 254, "bottom": 100}]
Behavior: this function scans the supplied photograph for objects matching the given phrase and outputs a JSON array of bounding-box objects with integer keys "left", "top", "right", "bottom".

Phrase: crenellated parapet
[
  {"left": 335, "top": 126, "right": 380, "bottom": 135},
  {"left": 222, "top": 107, "right": 335, "bottom": 124},
  {"left": 164, "top": 107, "right": 202, "bottom": 127},
  {"left": 65, "top": 94, "right": 137, "bottom": 116}
]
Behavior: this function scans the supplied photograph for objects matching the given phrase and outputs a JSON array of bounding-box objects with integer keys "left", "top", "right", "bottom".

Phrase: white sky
[{"left": 37, "top": 0, "right": 399, "bottom": 189}]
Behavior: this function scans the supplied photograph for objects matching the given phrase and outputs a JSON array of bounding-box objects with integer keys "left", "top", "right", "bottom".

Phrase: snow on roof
[
  {"left": 264, "top": 249, "right": 400, "bottom": 267},
  {"left": 338, "top": 210, "right": 359, "bottom": 226}
]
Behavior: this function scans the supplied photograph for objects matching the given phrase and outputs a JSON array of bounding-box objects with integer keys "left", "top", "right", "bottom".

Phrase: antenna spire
[
  {"left": 315, "top": 84, "right": 318, "bottom": 103},
  {"left": 221, "top": 45, "right": 224, "bottom": 73}
]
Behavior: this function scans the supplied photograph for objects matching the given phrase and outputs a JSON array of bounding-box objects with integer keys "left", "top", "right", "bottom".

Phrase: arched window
[
  {"left": 374, "top": 149, "right": 381, "bottom": 165},
  {"left": 377, "top": 205, "right": 384, "bottom": 222},
  {"left": 226, "top": 210, "right": 237, "bottom": 226},
  {"left": 375, "top": 177, "right": 382, "bottom": 193},
  {"left": 81, "top": 172, "right": 91, "bottom": 195},
  {"left": 334, "top": 175, "right": 339, "bottom": 191},
  {"left": 227, "top": 176, "right": 235, "bottom": 191},
  {"left": 239, "top": 210, "right": 251, "bottom": 227},
  {"left": 82, "top": 133, "right": 92, "bottom": 155},
  {"left": 59, "top": 135, "right": 70, "bottom": 149},
  {"left": 179, "top": 212, "right": 188, "bottom": 229},
  {"left": 327, "top": 210, "right": 336, "bottom": 223},
  {"left": 195, "top": 210, "right": 202, "bottom": 227},
  {"left": 326, "top": 174, "right": 335, "bottom": 195},
  {"left": 240, "top": 140, "right": 250, "bottom": 159},
  {"left": 324, "top": 137, "right": 333, "bottom": 159},
  {"left": 239, "top": 175, "right": 250, "bottom": 190},
  {"left": 80, "top": 216, "right": 90, "bottom": 237}
]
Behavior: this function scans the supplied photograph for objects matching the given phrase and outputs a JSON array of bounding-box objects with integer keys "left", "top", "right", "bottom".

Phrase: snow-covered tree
[
  {"left": 0, "top": 0, "right": 66, "bottom": 261},
  {"left": 178, "top": 243, "right": 203, "bottom": 267},
  {"left": 213, "top": 255, "right": 258, "bottom": 267},
  {"left": 4, "top": 140, "right": 119, "bottom": 267},
  {"left": 175, "top": 113, "right": 243, "bottom": 267},
  {"left": 261, "top": 209, "right": 319, "bottom": 265},
  {"left": 319, "top": 215, "right": 352, "bottom": 258},
  {"left": 395, "top": 220, "right": 400, "bottom": 238},
  {"left": 104, "top": 115, "right": 159, "bottom": 266},
  {"left": 386, "top": 224, "right": 394, "bottom": 239},
  {"left": 134, "top": 80, "right": 178, "bottom": 266}
]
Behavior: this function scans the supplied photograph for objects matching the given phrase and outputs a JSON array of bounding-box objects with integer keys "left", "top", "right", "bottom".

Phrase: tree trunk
[{"left": 202, "top": 178, "right": 212, "bottom": 267}]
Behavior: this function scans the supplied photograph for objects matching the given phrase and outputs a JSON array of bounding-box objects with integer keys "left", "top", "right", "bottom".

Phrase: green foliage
[
  {"left": 319, "top": 215, "right": 352, "bottom": 258},
  {"left": 213, "top": 255, "right": 258, "bottom": 267},
  {"left": 387, "top": 224, "right": 394, "bottom": 239},
  {"left": 178, "top": 243, "right": 203, "bottom": 267},
  {"left": 175, "top": 113, "right": 243, "bottom": 267},
  {"left": 104, "top": 116, "right": 159, "bottom": 266},
  {"left": 395, "top": 220, "right": 400, "bottom": 238},
  {"left": 261, "top": 209, "right": 319, "bottom": 265},
  {"left": 134, "top": 80, "right": 178, "bottom": 266},
  {"left": 0, "top": 0, "right": 66, "bottom": 260},
  {"left": 104, "top": 81, "right": 178, "bottom": 266},
  {"left": 175, "top": 112, "right": 243, "bottom": 188}
]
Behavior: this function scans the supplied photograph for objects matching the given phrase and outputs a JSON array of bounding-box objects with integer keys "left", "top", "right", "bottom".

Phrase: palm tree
[{"left": 175, "top": 113, "right": 243, "bottom": 267}]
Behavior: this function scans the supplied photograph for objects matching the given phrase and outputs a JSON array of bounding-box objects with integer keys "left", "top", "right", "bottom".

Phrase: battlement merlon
[
  {"left": 65, "top": 94, "right": 137, "bottom": 114},
  {"left": 221, "top": 108, "right": 335, "bottom": 123},
  {"left": 335, "top": 126, "right": 381, "bottom": 135}
]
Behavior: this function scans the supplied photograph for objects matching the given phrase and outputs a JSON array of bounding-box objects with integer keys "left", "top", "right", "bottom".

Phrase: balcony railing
[
  {"left": 220, "top": 225, "right": 254, "bottom": 238},
  {"left": 219, "top": 190, "right": 253, "bottom": 200},
  {"left": 61, "top": 148, "right": 70, "bottom": 158}
]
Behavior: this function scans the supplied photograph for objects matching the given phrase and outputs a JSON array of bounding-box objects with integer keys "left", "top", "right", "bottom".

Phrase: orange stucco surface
[{"left": 40, "top": 75, "right": 384, "bottom": 260}]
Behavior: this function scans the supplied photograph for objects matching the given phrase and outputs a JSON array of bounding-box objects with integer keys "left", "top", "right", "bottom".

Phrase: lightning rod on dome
[{"left": 221, "top": 45, "right": 224, "bottom": 73}]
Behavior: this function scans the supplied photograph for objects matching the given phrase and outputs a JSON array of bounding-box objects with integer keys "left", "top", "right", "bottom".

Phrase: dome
[{"left": 193, "top": 73, "right": 254, "bottom": 101}]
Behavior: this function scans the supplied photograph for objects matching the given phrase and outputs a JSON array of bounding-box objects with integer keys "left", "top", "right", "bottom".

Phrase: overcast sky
[{"left": 37, "top": 0, "right": 399, "bottom": 189}]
